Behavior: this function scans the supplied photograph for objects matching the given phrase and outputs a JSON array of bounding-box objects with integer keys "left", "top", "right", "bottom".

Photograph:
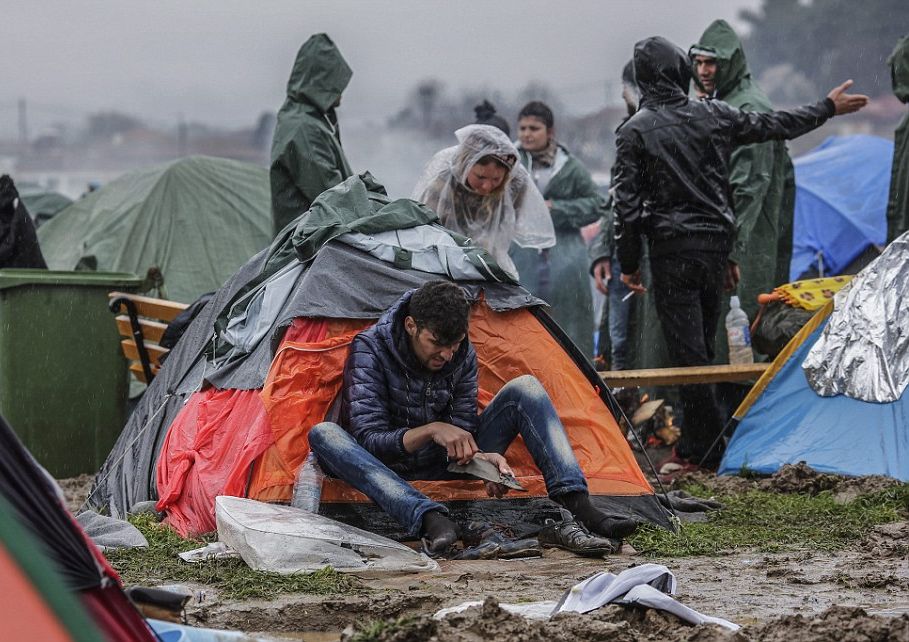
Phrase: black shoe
[
  {"left": 553, "top": 491, "right": 639, "bottom": 539},
  {"left": 585, "top": 515, "right": 638, "bottom": 539},
  {"left": 420, "top": 511, "right": 459, "bottom": 558},
  {"left": 538, "top": 517, "right": 621, "bottom": 557}
]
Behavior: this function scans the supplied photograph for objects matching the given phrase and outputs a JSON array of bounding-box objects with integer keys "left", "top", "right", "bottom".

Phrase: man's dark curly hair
[{"left": 408, "top": 280, "right": 470, "bottom": 344}]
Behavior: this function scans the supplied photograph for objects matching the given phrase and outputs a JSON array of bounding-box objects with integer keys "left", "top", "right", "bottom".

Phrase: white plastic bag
[{"left": 215, "top": 496, "right": 438, "bottom": 574}]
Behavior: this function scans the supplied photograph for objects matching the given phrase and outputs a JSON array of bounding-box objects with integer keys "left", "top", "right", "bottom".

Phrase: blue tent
[
  {"left": 719, "top": 307, "right": 909, "bottom": 481},
  {"left": 790, "top": 135, "right": 892, "bottom": 280}
]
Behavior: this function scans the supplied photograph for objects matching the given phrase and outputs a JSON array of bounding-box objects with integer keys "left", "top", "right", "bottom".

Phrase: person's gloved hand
[{"left": 658, "top": 489, "right": 723, "bottom": 513}]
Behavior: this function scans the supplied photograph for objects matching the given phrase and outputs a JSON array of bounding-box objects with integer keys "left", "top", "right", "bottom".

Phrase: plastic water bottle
[
  {"left": 726, "top": 295, "right": 754, "bottom": 365},
  {"left": 291, "top": 453, "right": 324, "bottom": 512}
]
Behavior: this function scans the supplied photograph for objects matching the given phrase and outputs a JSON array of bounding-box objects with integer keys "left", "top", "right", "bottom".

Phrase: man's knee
[
  {"left": 307, "top": 421, "right": 347, "bottom": 452},
  {"left": 503, "top": 374, "right": 548, "bottom": 400}
]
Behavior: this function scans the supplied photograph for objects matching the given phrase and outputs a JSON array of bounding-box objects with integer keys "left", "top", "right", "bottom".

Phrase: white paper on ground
[
  {"left": 215, "top": 496, "right": 439, "bottom": 574},
  {"left": 433, "top": 601, "right": 559, "bottom": 621}
]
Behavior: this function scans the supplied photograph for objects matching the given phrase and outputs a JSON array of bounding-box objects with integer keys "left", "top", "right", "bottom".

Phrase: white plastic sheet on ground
[
  {"left": 178, "top": 541, "right": 239, "bottom": 563},
  {"left": 433, "top": 563, "right": 739, "bottom": 631},
  {"left": 803, "top": 232, "right": 909, "bottom": 403},
  {"left": 215, "top": 496, "right": 439, "bottom": 574},
  {"left": 76, "top": 510, "right": 149, "bottom": 550}
]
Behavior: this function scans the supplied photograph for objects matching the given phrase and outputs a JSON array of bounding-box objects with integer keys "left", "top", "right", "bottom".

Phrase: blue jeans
[
  {"left": 308, "top": 375, "right": 588, "bottom": 536},
  {"left": 608, "top": 256, "right": 633, "bottom": 370}
]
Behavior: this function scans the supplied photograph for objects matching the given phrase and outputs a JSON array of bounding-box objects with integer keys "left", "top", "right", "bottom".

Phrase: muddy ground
[{"left": 61, "top": 468, "right": 909, "bottom": 641}]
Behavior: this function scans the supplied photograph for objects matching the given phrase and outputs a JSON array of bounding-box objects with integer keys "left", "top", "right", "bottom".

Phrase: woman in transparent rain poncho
[{"left": 412, "top": 124, "right": 555, "bottom": 280}]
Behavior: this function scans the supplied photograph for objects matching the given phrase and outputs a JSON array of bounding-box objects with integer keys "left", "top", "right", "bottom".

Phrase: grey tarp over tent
[
  {"left": 37, "top": 156, "right": 273, "bottom": 304},
  {"left": 87, "top": 174, "right": 670, "bottom": 536}
]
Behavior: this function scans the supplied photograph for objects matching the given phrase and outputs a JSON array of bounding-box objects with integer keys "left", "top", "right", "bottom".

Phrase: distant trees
[
  {"left": 741, "top": 0, "right": 908, "bottom": 99},
  {"left": 389, "top": 79, "right": 619, "bottom": 172},
  {"left": 390, "top": 78, "right": 568, "bottom": 139},
  {"left": 84, "top": 111, "right": 145, "bottom": 141}
]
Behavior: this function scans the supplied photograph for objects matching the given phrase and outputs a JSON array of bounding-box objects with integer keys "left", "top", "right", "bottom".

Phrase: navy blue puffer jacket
[{"left": 338, "top": 290, "right": 478, "bottom": 476}]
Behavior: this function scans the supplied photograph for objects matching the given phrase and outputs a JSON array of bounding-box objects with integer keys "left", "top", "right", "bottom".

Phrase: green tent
[
  {"left": 17, "top": 183, "right": 73, "bottom": 227},
  {"left": 38, "top": 156, "right": 273, "bottom": 304}
]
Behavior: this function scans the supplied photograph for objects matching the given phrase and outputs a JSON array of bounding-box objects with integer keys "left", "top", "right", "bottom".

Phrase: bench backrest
[{"left": 109, "top": 291, "right": 189, "bottom": 383}]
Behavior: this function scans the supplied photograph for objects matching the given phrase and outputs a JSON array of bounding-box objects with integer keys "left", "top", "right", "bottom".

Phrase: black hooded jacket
[
  {"left": 0, "top": 175, "right": 47, "bottom": 269},
  {"left": 613, "top": 37, "right": 835, "bottom": 274}
]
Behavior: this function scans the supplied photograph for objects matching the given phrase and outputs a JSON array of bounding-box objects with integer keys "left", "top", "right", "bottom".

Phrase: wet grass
[
  {"left": 629, "top": 483, "right": 909, "bottom": 557},
  {"left": 347, "top": 617, "right": 417, "bottom": 642},
  {"left": 105, "top": 514, "right": 358, "bottom": 599}
]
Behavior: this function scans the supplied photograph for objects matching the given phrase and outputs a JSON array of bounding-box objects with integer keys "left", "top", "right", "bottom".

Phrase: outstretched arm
[{"left": 725, "top": 80, "right": 869, "bottom": 146}]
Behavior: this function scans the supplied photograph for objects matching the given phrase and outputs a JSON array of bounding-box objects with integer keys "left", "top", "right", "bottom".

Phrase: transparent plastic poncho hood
[{"left": 412, "top": 125, "right": 555, "bottom": 279}]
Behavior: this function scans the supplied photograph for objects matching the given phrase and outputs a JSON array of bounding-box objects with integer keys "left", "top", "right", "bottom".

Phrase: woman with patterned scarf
[{"left": 512, "top": 101, "right": 607, "bottom": 358}]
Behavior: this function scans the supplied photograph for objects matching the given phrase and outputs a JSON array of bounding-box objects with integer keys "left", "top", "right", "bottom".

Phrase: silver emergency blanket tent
[{"left": 803, "top": 232, "right": 909, "bottom": 403}]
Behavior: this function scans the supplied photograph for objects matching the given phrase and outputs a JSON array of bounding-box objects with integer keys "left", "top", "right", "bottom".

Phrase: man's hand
[
  {"left": 429, "top": 422, "right": 479, "bottom": 465},
  {"left": 621, "top": 269, "right": 647, "bottom": 294},
  {"left": 474, "top": 452, "right": 513, "bottom": 498},
  {"left": 827, "top": 80, "right": 869, "bottom": 116},
  {"left": 592, "top": 259, "right": 611, "bottom": 295},
  {"left": 724, "top": 261, "right": 740, "bottom": 292}
]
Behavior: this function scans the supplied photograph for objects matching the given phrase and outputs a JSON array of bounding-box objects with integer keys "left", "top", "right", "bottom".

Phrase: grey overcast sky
[{"left": 1, "top": 0, "right": 761, "bottom": 135}]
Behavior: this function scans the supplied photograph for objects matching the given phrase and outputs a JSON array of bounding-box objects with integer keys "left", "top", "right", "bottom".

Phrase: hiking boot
[
  {"left": 538, "top": 517, "right": 621, "bottom": 557},
  {"left": 552, "top": 491, "right": 639, "bottom": 539},
  {"left": 420, "top": 511, "right": 459, "bottom": 558},
  {"left": 455, "top": 520, "right": 540, "bottom": 560},
  {"left": 656, "top": 449, "right": 712, "bottom": 484}
]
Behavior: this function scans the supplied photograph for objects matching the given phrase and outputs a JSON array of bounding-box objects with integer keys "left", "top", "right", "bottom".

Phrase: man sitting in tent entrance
[{"left": 308, "top": 280, "right": 638, "bottom": 556}]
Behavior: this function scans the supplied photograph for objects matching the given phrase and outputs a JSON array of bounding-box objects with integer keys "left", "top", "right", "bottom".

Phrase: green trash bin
[{"left": 0, "top": 269, "right": 143, "bottom": 477}]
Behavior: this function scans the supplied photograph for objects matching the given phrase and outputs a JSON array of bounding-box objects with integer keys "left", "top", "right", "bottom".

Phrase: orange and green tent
[{"left": 90, "top": 174, "right": 670, "bottom": 538}]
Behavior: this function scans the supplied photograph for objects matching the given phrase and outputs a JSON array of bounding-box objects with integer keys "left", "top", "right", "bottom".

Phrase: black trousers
[{"left": 649, "top": 250, "right": 727, "bottom": 466}]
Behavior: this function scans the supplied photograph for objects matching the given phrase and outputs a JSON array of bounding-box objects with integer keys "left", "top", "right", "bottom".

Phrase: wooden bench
[
  {"left": 598, "top": 363, "right": 769, "bottom": 388},
  {"left": 108, "top": 291, "right": 189, "bottom": 383}
]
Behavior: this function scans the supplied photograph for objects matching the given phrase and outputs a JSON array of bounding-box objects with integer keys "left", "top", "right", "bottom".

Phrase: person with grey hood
[
  {"left": 613, "top": 36, "right": 868, "bottom": 479},
  {"left": 270, "top": 33, "right": 354, "bottom": 236}
]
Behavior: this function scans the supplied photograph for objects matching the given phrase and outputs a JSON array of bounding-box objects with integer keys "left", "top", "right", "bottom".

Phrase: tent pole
[
  {"left": 697, "top": 417, "right": 737, "bottom": 469},
  {"left": 528, "top": 307, "right": 678, "bottom": 524}
]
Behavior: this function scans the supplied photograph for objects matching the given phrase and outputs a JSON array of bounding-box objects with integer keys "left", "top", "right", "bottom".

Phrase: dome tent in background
[
  {"left": 37, "top": 155, "right": 273, "bottom": 304},
  {"left": 17, "top": 182, "right": 73, "bottom": 227},
  {"left": 790, "top": 135, "right": 892, "bottom": 280},
  {"left": 721, "top": 233, "right": 909, "bottom": 481}
]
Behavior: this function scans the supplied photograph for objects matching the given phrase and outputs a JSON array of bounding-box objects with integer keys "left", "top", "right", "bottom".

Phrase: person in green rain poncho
[
  {"left": 511, "top": 101, "right": 607, "bottom": 359},
  {"left": 689, "top": 20, "right": 797, "bottom": 363},
  {"left": 270, "top": 33, "right": 354, "bottom": 236},
  {"left": 886, "top": 34, "right": 909, "bottom": 243}
]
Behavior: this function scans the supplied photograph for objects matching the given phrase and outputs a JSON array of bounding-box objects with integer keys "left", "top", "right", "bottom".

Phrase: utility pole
[{"left": 18, "top": 98, "right": 28, "bottom": 147}]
